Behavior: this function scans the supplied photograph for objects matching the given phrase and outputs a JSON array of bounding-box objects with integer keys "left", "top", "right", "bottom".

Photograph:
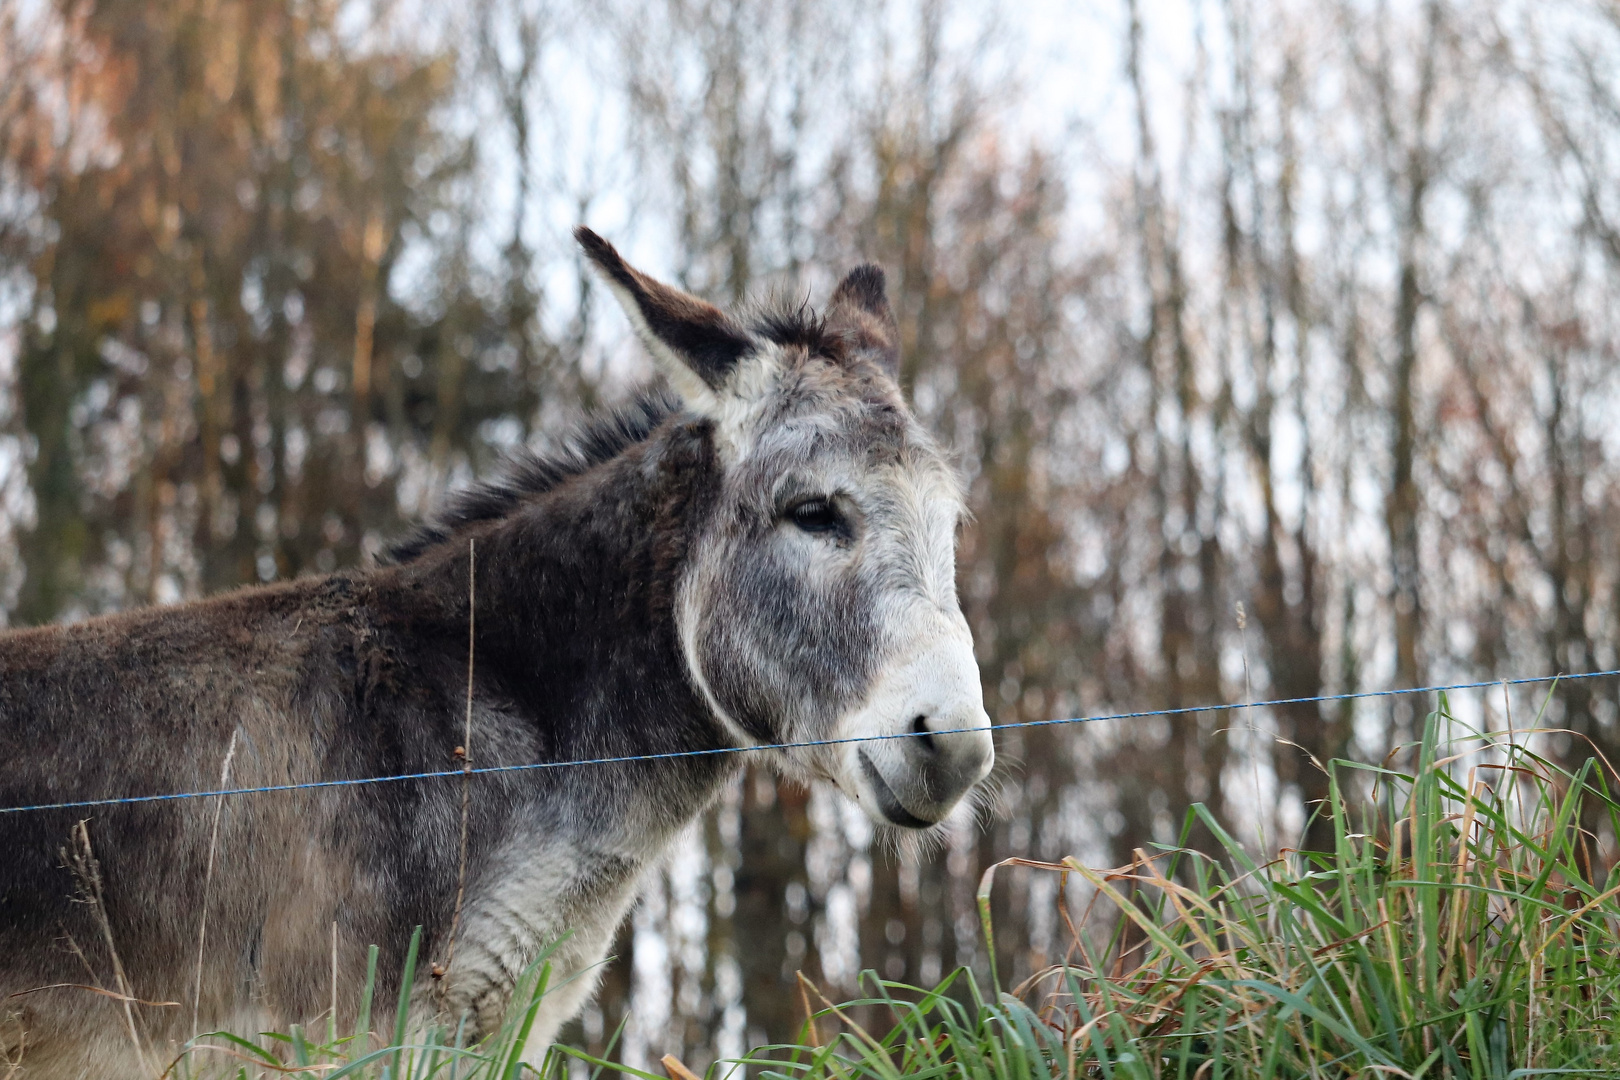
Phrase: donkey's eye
[{"left": 788, "top": 497, "right": 843, "bottom": 535}]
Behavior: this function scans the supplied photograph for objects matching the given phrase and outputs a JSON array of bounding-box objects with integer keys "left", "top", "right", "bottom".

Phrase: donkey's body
[
  {"left": 0, "top": 233, "right": 993, "bottom": 1078},
  {"left": 1, "top": 397, "right": 731, "bottom": 1074}
]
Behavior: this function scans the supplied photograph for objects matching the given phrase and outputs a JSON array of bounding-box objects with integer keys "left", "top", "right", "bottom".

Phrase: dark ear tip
[
  {"left": 575, "top": 226, "right": 637, "bottom": 287},
  {"left": 574, "top": 226, "right": 615, "bottom": 263},
  {"left": 833, "top": 263, "right": 890, "bottom": 313},
  {"left": 849, "top": 263, "right": 886, "bottom": 289}
]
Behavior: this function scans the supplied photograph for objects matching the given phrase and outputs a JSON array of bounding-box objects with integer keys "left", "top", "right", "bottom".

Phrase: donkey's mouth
[{"left": 857, "top": 749, "right": 935, "bottom": 828}]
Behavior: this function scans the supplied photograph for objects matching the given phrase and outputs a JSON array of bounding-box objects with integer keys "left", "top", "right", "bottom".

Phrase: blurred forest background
[{"left": 5, "top": 0, "right": 1620, "bottom": 1070}]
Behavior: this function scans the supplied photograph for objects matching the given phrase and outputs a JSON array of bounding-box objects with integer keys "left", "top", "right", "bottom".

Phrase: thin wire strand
[{"left": 3, "top": 668, "right": 1614, "bottom": 816}]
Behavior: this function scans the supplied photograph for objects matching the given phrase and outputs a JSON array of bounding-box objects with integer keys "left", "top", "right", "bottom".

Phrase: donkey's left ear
[
  {"left": 827, "top": 264, "right": 900, "bottom": 378},
  {"left": 576, "top": 227, "right": 755, "bottom": 411}
]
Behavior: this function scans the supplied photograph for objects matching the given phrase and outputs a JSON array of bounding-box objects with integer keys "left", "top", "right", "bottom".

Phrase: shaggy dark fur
[
  {"left": 388, "top": 390, "right": 678, "bottom": 563},
  {"left": 0, "top": 231, "right": 978, "bottom": 1080},
  {"left": 0, "top": 406, "right": 731, "bottom": 1074}
]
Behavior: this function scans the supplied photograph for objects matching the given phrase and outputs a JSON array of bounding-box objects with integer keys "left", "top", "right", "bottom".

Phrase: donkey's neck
[
  {"left": 396, "top": 416, "right": 731, "bottom": 771},
  {"left": 376, "top": 419, "right": 739, "bottom": 1039}
]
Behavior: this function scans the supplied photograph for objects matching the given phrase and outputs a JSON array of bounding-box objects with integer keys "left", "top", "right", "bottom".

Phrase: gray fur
[{"left": 0, "top": 232, "right": 992, "bottom": 1077}]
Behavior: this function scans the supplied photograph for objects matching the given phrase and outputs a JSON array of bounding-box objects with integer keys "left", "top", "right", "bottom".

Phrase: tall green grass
[
  {"left": 166, "top": 696, "right": 1620, "bottom": 1079},
  {"left": 160, "top": 931, "right": 566, "bottom": 1079},
  {"left": 726, "top": 698, "right": 1620, "bottom": 1079}
]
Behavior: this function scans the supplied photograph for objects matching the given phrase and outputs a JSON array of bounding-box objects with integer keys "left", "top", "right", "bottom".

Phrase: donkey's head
[{"left": 578, "top": 228, "right": 993, "bottom": 828}]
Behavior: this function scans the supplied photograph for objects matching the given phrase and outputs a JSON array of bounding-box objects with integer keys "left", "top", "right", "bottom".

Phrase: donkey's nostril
[{"left": 910, "top": 714, "right": 936, "bottom": 754}]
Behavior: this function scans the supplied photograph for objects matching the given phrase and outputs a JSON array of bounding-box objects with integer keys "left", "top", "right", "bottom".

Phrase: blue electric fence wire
[{"left": 2, "top": 668, "right": 1616, "bottom": 816}]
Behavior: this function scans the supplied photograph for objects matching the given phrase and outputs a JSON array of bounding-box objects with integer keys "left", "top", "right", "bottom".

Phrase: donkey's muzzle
[
  {"left": 859, "top": 712, "right": 994, "bottom": 827},
  {"left": 834, "top": 611, "right": 995, "bottom": 828}
]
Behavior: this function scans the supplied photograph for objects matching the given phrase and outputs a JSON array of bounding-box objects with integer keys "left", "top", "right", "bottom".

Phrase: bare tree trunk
[
  {"left": 1223, "top": 18, "right": 1336, "bottom": 849},
  {"left": 1381, "top": 1, "right": 1443, "bottom": 734},
  {"left": 729, "top": 774, "right": 818, "bottom": 1046},
  {"left": 1123, "top": 0, "right": 1228, "bottom": 859}
]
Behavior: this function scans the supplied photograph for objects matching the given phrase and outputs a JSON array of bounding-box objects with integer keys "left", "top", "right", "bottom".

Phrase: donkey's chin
[
  {"left": 819, "top": 621, "right": 995, "bottom": 827},
  {"left": 838, "top": 734, "right": 994, "bottom": 830},
  {"left": 854, "top": 748, "right": 947, "bottom": 828}
]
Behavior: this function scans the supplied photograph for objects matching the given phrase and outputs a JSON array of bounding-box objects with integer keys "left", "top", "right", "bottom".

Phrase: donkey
[{"left": 0, "top": 229, "right": 994, "bottom": 1078}]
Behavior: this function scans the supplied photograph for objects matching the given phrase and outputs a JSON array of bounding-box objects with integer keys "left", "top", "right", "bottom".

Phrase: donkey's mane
[
  {"left": 749, "top": 295, "right": 828, "bottom": 354},
  {"left": 388, "top": 300, "right": 832, "bottom": 565},
  {"left": 387, "top": 390, "right": 678, "bottom": 563}
]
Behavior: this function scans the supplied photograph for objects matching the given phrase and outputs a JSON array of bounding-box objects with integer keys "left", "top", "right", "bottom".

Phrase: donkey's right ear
[
  {"left": 827, "top": 264, "right": 900, "bottom": 378},
  {"left": 575, "top": 227, "right": 754, "bottom": 412}
]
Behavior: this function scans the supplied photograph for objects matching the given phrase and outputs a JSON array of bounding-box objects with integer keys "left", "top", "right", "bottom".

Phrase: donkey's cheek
[
  {"left": 693, "top": 549, "right": 878, "bottom": 746},
  {"left": 696, "top": 619, "right": 787, "bottom": 744}
]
